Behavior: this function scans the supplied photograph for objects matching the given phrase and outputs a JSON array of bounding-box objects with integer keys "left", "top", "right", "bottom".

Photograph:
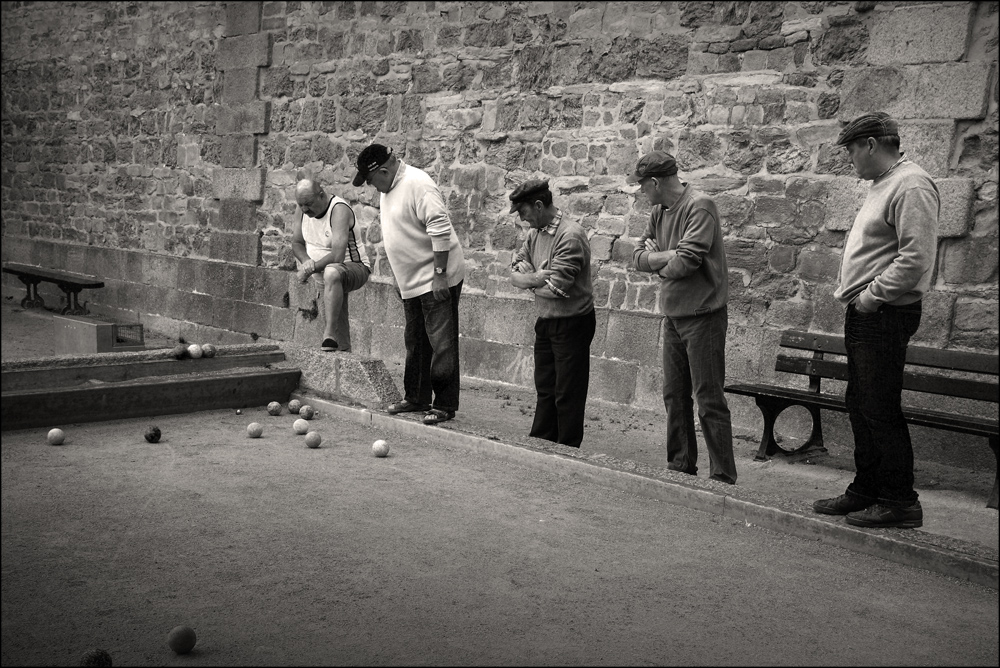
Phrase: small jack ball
[
  {"left": 236, "top": 409, "right": 242, "bottom": 415},
  {"left": 166, "top": 625, "right": 197, "bottom": 655},
  {"left": 144, "top": 426, "right": 161, "bottom": 443}
]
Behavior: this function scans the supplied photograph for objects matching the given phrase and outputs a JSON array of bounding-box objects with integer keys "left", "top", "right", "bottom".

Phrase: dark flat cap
[
  {"left": 353, "top": 144, "right": 393, "bottom": 187},
  {"left": 836, "top": 112, "right": 899, "bottom": 146},
  {"left": 508, "top": 178, "right": 550, "bottom": 213},
  {"left": 626, "top": 151, "right": 678, "bottom": 184}
]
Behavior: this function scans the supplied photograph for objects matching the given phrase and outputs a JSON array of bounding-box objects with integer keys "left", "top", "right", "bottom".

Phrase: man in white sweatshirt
[
  {"left": 813, "top": 112, "right": 939, "bottom": 529},
  {"left": 353, "top": 144, "right": 466, "bottom": 425}
]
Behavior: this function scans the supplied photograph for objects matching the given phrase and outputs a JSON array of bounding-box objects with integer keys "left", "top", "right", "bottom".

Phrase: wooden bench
[
  {"left": 2, "top": 262, "right": 104, "bottom": 316},
  {"left": 725, "top": 330, "right": 1000, "bottom": 509}
]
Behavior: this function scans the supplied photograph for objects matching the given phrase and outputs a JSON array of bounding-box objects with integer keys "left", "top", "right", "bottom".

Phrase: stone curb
[{"left": 295, "top": 393, "right": 999, "bottom": 591}]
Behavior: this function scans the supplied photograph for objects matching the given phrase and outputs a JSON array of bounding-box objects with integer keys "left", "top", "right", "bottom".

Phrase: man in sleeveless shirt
[{"left": 291, "top": 179, "right": 371, "bottom": 352}]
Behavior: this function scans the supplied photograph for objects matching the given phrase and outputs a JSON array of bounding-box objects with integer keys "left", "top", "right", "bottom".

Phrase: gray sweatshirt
[{"left": 835, "top": 160, "right": 939, "bottom": 309}]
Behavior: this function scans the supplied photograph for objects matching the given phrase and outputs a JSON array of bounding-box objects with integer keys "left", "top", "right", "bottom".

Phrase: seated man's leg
[{"left": 324, "top": 262, "right": 370, "bottom": 353}]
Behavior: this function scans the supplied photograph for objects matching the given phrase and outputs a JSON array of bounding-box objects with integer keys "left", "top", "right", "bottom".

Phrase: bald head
[{"left": 295, "top": 179, "right": 331, "bottom": 218}]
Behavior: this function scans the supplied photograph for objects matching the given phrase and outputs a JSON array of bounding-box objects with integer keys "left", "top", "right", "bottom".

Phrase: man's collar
[
  {"left": 388, "top": 161, "right": 406, "bottom": 192},
  {"left": 542, "top": 209, "right": 562, "bottom": 235}
]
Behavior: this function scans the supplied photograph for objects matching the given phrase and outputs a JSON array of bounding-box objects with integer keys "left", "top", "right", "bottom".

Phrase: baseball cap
[
  {"left": 352, "top": 144, "right": 393, "bottom": 187},
  {"left": 836, "top": 112, "right": 899, "bottom": 147},
  {"left": 625, "top": 151, "right": 678, "bottom": 184}
]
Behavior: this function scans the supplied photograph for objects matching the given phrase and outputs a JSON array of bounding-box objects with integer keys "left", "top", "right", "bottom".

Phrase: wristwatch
[{"left": 434, "top": 267, "right": 446, "bottom": 275}]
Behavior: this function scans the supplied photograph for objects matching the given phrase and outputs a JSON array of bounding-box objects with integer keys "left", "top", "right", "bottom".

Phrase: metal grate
[{"left": 87, "top": 313, "right": 145, "bottom": 346}]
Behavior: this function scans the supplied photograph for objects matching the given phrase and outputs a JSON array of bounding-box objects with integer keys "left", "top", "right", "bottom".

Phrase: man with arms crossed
[
  {"left": 813, "top": 112, "right": 939, "bottom": 529},
  {"left": 630, "top": 151, "right": 738, "bottom": 485},
  {"left": 508, "top": 179, "right": 596, "bottom": 448}
]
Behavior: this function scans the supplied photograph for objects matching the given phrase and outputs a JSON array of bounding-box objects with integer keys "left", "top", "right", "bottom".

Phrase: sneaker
[
  {"left": 321, "top": 338, "right": 338, "bottom": 352},
  {"left": 813, "top": 493, "right": 872, "bottom": 516},
  {"left": 422, "top": 408, "right": 455, "bottom": 425},
  {"left": 386, "top": 399, "right": 431, "bottom": 414},
  {"left": 846, "top": 502, "right": 923, "bottom": 529}
]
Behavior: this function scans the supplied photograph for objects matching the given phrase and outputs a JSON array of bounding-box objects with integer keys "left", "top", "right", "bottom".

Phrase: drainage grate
[{"left": 87, "top": 314, "right": 145, "bottom": 346}]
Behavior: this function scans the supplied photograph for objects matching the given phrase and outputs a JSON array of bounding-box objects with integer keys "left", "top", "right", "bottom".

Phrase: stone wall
[{"left": 2, "top": 2, "right": 998, "bottom": 441}]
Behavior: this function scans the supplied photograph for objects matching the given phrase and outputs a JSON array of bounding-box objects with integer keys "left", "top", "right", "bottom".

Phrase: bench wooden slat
[
  {"left": 2, "top": 263, "right": 104, "bottom": 288},
  {"left": 780, "top": 329, "right": 999, "bottom": 375},
  {"left": 725, "top": 383, "right": 999, "bottom": 438},
  {"left": 775, "top": 356, "right": 1000, "bottom": 403}
]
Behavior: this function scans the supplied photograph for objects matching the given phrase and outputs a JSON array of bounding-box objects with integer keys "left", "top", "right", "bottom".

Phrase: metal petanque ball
[
  {"left": 47, "top": 428, "right": 66, "bottom": 445},
  {"left": 186, "top": 343, "right": 203, "bottom": 359},
  {"left": 171, "top": 344, "right": 188, "bottom": 360},
  {"left": 298, "top": 405, "right": 315, "bottom": 420},
  {"left": 246, "top": 422, "right": 264, "bottom": 438},
  {"left": 79, "top": 648, "right": 113, "bottom": 666},
  {"left": 288, "top": 399, "right": 302, "bottom": 414},
  {"left": 304, "top": 431, "right": 322, "bottom": 448},
  {"left": 200, "top": 343, "right": 217, "bottom": 358},
  {"left": 166, "top": 625, "right": 197, "bottom": 655},
  {"left": 144, "top": 426, "right": 162, "bottom": 443},
  {"left": 372, "top": 439, "right": 390, "bottom": 457},
  {"left": 293, "top": 418, "right": 310, "bottom": 435},
  {"left": 267, "top": 401, "right": 283, "bottom": 416}
]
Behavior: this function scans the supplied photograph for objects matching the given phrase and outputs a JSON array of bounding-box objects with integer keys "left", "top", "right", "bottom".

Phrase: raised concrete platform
[{"left": 279, "top": 344, "right": 401, "bottom": 410}]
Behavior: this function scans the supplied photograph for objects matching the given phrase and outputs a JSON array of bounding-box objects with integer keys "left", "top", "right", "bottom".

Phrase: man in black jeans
[
  {"left": 508, "top": 179, "right": 595, "bottom": 448},
  {"left": 813, "top": 112, "right": 939, "bottom": 528}
]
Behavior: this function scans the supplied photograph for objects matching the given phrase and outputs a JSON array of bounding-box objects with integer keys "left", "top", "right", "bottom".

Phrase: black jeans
[
  {"left": 844, "top": 301, "right": 922, "bottom": 508},
  {"left": 530, "top": 309, "right": 596, "bottom": 448},
  {"left": 401, "top": 281, "right": 462, "bottom": 413}
]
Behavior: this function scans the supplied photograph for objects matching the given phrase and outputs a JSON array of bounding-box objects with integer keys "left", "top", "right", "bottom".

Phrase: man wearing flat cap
[
  {"left": 813, "top": 111, "right": 939, "bottom": 529},
  {"left": 508, "top": 179, "right": 595, "bottom": 448},
  {"left": 353, "top": 143, "right": 467, "bottom": 426},
  {"left": 630, "top": 151, "right": 737, "bottom": 485}
]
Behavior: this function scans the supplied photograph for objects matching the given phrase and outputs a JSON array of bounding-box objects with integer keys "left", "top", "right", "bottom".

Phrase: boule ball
[
  {"left": 304, "top": 431, "right": 322, "bottom": 448},
  {"left": 246, "top": 422, "right": 264, "bottom": 438},
  {"left": 200, "top": 343, "right": 217, "bottom": 358},
  {"left": 293, "top": 418, "right": 310, "bottom": 435},
  {"left": 266, "top": 401, "right": 282, "bottom": 416},
  {"left": 172, "top": 344, "right": 188, "bottom": 360},
  {"left": 186, "top": 343, "right": 203, "bottom": 359},
  {"left": 298, "top": 405, "right": 315, "bottom": 420},
  {"left": 166, "top": 625, "right": 197, "bottom": 654},
  {"left": 47, "top": 428, "right": 66, "bottom": 445},
  {"left": 287, "top": 399, "right": 302, "bottom": 414},
  {"left": 372, "top": 439, "right": 390, "bottom": 457},
  {"left": 144, "top": 426, "right": 161, "bottom": 443},
  {"left": 79, "top": 648, "right": 113, "bottom": 666}
]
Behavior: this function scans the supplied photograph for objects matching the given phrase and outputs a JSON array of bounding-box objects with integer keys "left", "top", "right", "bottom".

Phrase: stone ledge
[{"left": 280, "top": 344, "right": 401, "bottom": 410}]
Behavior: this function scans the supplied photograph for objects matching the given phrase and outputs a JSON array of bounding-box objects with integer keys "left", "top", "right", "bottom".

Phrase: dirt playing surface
[{"left": 3, "top": 407, "right": 998, "bottom": 666}]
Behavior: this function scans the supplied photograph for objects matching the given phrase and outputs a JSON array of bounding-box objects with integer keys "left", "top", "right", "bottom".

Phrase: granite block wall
[{"left": 2, "top": 2, "right": 997, "bottom": 451}]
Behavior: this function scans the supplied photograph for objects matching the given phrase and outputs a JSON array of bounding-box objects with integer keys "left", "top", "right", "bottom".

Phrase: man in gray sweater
[
  {"left": 509, "top": 179, "right": 595, "bottom": 448},
  {"left": 813, "top": 112, "right": 939, "bottom": 528},
  {"left": 630, "top": 152, "right": 737, "bottom": 484}
]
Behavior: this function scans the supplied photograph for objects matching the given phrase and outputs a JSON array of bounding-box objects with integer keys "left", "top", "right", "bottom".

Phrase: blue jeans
[
  {"left": 530, "top": 309, "right": 596, "bottom": 448},
  {"left": 844, "top": 301, "right": 922, "bottom": 508},
  {"left": 662, "top": 307, "right": 737, "bottom": 483},
  {"left": 401, "top": 281, "right": 462, "bottom": 413}
]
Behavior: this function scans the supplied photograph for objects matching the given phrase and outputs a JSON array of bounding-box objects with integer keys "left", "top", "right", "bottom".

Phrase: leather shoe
[
  {"left": 422, "top": 408, "right": 455, "bottom": 425},
  {"left": 813, "top": 493, "right": 872, "bottom": 516},
  {"left": 387, "top": 399, "right": 430, "bottom": 414},
  {"left": 846, "top": 502, "right": 923, "bottom": 529}
]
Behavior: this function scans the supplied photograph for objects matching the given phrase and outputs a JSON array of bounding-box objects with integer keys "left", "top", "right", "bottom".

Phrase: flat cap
[
  {"left": 508, "top": 178, "right": 551, "bottom": 213},
  {"left": 836, "top": 112, "right": 899, "bottom": 147},
  {"left": 626, "top": 151, "right": 678, "bottom": 184}
]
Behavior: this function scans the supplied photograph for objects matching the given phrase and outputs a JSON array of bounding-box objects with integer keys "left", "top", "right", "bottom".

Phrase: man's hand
[
  {"left": 644, "top": 237, "right": 660, "bottom": 252},
  {"left": 510, "top": 269, "right": 553, "bottom": 290},
  {"left": 512, "top": 259, "right": 535, "bottom": 274},
  {"left": 297, "top": 259, "right": 316, "bottom": 283},
  {"left": 432, "top": 272, "right": 450, "bottom": 301}
]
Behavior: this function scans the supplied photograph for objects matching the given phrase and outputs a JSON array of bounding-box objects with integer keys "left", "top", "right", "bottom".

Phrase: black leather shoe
[
  {"left": 846, "top": 502, "right": 923, "bottom": 528},
  {"left": 387, "top": 399, "right": 431, "bottom": 414},
  {"left": 813, "top": 493, "right": 872, "bottom": 516}
]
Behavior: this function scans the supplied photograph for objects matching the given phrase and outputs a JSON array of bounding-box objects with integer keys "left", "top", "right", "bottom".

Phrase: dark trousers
[
  {"left": 844, "top": 301, "right": 922, "bottom": 508},
  {"left": 401, "top": 281, "right": 462, "bottom": 413},
  {"left": 662, "top": 307, "right": 737, "bottom": 483},
  {"left": 530, "top": 309, "right": 597, "bottom": 448}
]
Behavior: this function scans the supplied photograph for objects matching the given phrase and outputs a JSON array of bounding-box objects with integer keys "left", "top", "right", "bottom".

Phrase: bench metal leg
[
  {"left": 988, "top": 435, "right": 998, "bottom": 510},
  {"left": 60, "top": 287, "right": 88, "bottom": 316},
  {"left": 15, "top": 276, "right": 45, "bottom": 309},
  {"left": 753, "top": 398, "right": 828, "bottom": 462}
]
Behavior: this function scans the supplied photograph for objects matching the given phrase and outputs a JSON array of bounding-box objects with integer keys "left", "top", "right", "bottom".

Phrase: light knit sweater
[
  {"left": 380, "top": 162, "right": 466, "bottom": 299},
  {"left": 835, "top": 160, "right": 939, "bottom": 309}
]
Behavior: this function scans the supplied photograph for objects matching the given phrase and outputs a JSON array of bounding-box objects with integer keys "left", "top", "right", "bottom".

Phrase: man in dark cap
[
  {"left": 508, "top": 179, "right": 595, "bottom": 448},
  {"left": 354, "top": 144, "right": 466, "bottom": 425},
  {"left": 629, "top": 151, "right": 737, "bottom": 485},
  {"left": 813, "top": 111, "right": 939, "bottom": 528}
]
